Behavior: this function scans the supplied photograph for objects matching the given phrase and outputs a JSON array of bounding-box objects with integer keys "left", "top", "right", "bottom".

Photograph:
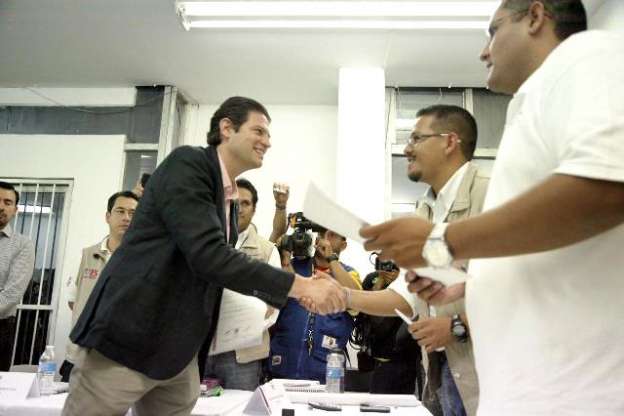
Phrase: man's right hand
[
  {"left": 273, "top": 182, "right": 290, "bottom": 207},
  {"left": 289, "top": 272, "right": 347, "bottom": 315}
]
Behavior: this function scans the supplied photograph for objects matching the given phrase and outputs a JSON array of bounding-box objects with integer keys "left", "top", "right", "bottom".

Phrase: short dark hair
[
  {"left": 0, "top": 181, "right": 19, "bottom": 205},
  {"left": 416, "top": 105, "right": 478, "bottom": 160},
  {"left": 107, "top": 191, "right": 139, "bottom": 213},
  {"left": 502, "top": 0, "right": 587, "bottom": 40},
  {"left": 317, "top": 227, "right": 347, "bottom": 242},
  {"left": 206, "top": 97, "right": 271, "bottom": 146},
  {"left": 236, "top": 178, "right": 258, "bottom": 209}
]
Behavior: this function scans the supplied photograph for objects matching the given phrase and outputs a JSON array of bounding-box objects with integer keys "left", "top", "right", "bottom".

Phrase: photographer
[
  {"left": 269, "top": 214, "right": 361, "bottom": 382},
  {"left": 351, "top": 256, "right": 423, "bottom": 394}
]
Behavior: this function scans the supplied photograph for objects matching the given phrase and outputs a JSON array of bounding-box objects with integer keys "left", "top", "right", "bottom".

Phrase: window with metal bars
[{"left": 2, "top": 180, "right": 71, "bottom": 367}]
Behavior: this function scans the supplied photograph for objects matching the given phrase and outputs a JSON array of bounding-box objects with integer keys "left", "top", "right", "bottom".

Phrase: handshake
[{"left": 288, "top": 272, "right": 349, "bottom": 315}]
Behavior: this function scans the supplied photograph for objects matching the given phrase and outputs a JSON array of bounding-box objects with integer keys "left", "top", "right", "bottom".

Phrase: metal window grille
[{"left": 2, "top": 179, "right": 72, "bottom": 366}]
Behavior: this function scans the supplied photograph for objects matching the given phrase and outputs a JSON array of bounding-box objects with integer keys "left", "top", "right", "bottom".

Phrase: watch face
[
  {"left": 423, "top": 240, "right": 453, "bottom": 268},
  {"left": 452, "top": 324, "right": 466, "bottom": 337}
]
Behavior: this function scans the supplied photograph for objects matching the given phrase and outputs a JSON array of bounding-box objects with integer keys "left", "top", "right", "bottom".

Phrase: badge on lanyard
[{"left": 321, "top": 335, "right": 338, "bottom": 350}]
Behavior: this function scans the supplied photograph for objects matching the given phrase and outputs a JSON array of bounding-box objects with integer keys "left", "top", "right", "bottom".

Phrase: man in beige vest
[
  {"left": 61, "top": 191, "right": 139, "bottom": 381},
  {"left": 203, "top": 178, "right": 281, "bottom": 390},
  {"left": 347, "top": 105, "right": 488, "bottom": 416}
]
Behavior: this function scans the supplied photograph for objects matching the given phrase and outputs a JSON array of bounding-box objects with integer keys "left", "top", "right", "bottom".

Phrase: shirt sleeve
[
  {"left": 545, "top": 44, "right": 624, "bottom": 183},
  {"left": 0, "top": 239, "right": 35, "bottom": 316}
]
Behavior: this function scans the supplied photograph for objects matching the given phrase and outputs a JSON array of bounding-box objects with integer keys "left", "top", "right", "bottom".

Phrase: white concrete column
[{"left": 336, "top": 67, "right": 386, "bottom": 277}]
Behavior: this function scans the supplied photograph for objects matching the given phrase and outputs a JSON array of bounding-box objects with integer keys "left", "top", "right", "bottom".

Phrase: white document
[
  {"left": 303, "top": 182, "right": 369, "bottom": 244},
  {"left": 412, "top": 267, "right": 470, "bottom": 286},
  {"left": 287, "top": 391, "right": 421, "bottom": 407},
  {"left": 209, "top": 289, "right": 278, "bottom": 356},
  {"left": 244, "top": 382, "right": 290, "bottom": 415},
  {"left": 0, "top": 372, "right": 39, "bottom": 400}
]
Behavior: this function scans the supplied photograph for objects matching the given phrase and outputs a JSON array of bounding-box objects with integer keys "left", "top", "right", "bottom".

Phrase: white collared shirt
[{"left": 421, "top": 162, "right": 470, "bottom": 224}]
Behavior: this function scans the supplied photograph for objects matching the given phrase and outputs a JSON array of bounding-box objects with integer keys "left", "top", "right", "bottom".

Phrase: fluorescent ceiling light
[
  {"left": 176, "top": 1, "right": 497, "bottom": 30},
  {"left": 188, "top": 20, "right": 488, "bottom": 30}
]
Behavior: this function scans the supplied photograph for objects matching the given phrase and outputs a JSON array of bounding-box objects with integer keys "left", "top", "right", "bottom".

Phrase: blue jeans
[
  {"left": 203, "top": 351, "right": 262, "bottom": 391},
  {"left": 438, "top": 359, "right": 467, "bottom": 416}
]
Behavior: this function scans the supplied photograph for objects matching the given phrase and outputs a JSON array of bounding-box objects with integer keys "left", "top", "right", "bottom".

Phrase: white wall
[
  {"left": 0, "top": 134, "right": 125, "bottom": 364},
  {"left": 183, "top": 103, "right": 382, "bottom": 279},
  {"left": 184, "top": 104, "right": 339, "bottom": 240},
  {"left": 590, "top": 0, "right": 624, "bottom": 31}
]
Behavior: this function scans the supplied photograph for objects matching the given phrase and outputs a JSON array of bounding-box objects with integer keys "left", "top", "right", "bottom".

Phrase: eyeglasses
[
  {"left": 408, "top": 133, "right": 451, "bottom": 146},
  {"left": 486, "top": 8, "right": 529, "bottom": 39},
  {"left": 486, "top": 5, "right": 553, "bottom": 39}
]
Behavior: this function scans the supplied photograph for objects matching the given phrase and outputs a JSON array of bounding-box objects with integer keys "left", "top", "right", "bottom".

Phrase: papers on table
[
  {"left": 209, "top": 289, "right": 278, "bottom": 356},
  {"left": 412, "top": 267, "right": 470, "bottom": 286},
  {"left": 303, "top": 182, "right": 369, "bottom": 244}
]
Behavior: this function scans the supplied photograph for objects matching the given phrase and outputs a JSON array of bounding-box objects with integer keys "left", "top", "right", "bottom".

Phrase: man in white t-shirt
[{"left": 360, "top": 1, "right": 624, "bottom": 415}]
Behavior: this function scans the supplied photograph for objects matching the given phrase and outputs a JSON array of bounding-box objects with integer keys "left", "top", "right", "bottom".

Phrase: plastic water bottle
[
  {"left": 325, "top": 348, "right": 345, "bottom": 393},
  {"left": 38, "top": 345, "right": 57, "bottom": 396}
]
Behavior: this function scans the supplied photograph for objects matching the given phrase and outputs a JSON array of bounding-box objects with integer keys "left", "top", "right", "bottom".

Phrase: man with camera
[{"left": 269, "top": 215, "right": 361, "bottom": 382}]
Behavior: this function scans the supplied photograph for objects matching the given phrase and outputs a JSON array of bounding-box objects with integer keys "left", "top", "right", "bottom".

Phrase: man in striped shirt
[{"left": 0, "top": 181, "right": 35, "bottom": 371}]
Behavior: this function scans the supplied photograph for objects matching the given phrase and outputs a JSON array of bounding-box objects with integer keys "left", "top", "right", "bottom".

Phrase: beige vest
[
  {"left": 416, "top": 162, "right": 489, "bottom": 416},
  {"left": 66, "top": 240, "right": 110, "bottom": 362},
  {"left": 234, "top": 224, "right": 276, "bottom": 364}
]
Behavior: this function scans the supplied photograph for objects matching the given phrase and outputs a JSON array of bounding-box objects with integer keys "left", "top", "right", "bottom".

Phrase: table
[
  {"left": 0, "top": 386, "right": 433, "bottom": 416},
  {"left": 0, "top": 390, "right": 253, "bottom": 416}
]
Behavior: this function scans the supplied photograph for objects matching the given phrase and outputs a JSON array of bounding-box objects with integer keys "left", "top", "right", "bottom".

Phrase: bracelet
[{"left": 275, "top": 204, "right": 286, "bottom": 210}]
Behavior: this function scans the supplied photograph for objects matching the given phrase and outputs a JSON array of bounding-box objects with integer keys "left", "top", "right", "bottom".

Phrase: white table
[
  {"left": 0, "top": 390, "right": 253, "bottom": 416},
  {"left": 0, "top": 387, "right": 432, "bottom": 416}
]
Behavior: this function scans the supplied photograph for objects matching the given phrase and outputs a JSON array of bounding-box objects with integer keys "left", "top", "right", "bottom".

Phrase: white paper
[
  {"left": 209, "top": 289, "right": 276, "bottom": 356},
  {"left": 244, "top": 382, "right": 289, "bottom": 415},
  {"left": 0, "top": 372, "right": 39, "bottom": 400},
  {"left": 303, "top": 182, "right": 369, "bottom": 244},
  {"left": 412, "top": 267, "right": 470, "bottom": 286},
  {"left": 190, "top": 390, "right": 253, "bottom": 416},
  {"left": 287, "top": 391, "right": 421, "bottom": 407}
]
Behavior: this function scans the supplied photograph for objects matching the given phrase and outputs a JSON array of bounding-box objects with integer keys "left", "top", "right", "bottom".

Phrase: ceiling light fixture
[{"left": 175, "top": 1, "right": 498, "bottom": 31}]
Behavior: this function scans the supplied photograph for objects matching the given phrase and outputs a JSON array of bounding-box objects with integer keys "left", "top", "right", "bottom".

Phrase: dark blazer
[{"left": 71, "top": 145, "right": 294, "bottom": 380}]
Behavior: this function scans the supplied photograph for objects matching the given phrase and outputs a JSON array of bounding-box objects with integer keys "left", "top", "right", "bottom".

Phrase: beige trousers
[{"left": 61, "top": 348, "right": 200, "bottom": 416}]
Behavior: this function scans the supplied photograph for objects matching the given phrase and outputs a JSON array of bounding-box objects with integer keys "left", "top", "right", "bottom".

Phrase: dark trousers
[
  {"left": 369, "top": 358, "right": 423, "bottom": 395},
  {"left": 0, "top": 316, "right": 17, "bottom": 371}
]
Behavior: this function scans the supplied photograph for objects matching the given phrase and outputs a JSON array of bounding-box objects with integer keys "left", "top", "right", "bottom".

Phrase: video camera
[
  {"left": 370, "top": 252, "right": 399, "bottom": 272},
  {"left": 278, "top": 212, "right": 324, "bottom": 259}
]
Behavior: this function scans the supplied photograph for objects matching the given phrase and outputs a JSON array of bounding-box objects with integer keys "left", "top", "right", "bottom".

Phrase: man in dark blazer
[{"left": 62, "top": 97, "right": 347, "bottom": 416}]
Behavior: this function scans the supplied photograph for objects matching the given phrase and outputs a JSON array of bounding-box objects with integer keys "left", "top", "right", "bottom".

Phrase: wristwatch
[
  {"left": 422, "top": 223, "right": 453, "bottom": 268},
  {"left": 451, "top": 314, "right": 469, "bottom": 343},
  {"left": 326, "top": 254, "right": 339, "bottom": 263}
]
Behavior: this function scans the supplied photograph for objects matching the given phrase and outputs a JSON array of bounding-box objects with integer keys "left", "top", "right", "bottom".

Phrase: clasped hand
[{"left": 298, "top": 272, "right": 347, "bottom": 315}]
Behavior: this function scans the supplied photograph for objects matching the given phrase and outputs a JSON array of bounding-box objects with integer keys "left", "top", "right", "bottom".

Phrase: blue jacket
[{"left": 269, "top": 257, "right": 356, "bottom": 382}]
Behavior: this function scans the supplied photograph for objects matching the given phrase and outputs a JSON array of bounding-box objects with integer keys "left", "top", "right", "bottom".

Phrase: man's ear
[
  {"left": 219, "top": 117, "right": 233, "bottom": 143},
  {"left": 105, "top": 211, "right": 111, "bottom": 225},
  {"left": 444, "top": 132, "right": 462, "bottom": 156},
  {"left": 527, "top": 0, "right": 549, "bottom": 36}
]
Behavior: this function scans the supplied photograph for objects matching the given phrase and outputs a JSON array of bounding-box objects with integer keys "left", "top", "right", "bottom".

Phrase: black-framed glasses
[{"left": 408, "top": 133, "right": 451, "bottom": 146}]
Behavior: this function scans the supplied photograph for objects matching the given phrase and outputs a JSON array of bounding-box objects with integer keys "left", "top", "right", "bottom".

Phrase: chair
[{"left": 9, "top": 364, "right": 38, "bottom": 373}]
